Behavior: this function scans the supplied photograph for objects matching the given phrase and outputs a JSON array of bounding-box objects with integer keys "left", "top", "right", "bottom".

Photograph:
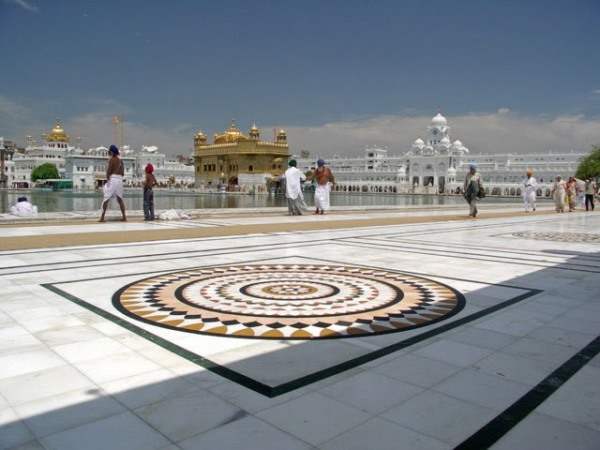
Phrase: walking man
[
  {"left": 522, "top": 169, "right": 537, "bottom": 212},
  {"left": 585, "top": 178, "right": 597, "bottom": 211},
  {"left": 283, "top": 159, "right": 307, "bottom": 215},
  {"left": 313, "top": 159, "right": 334, "bottom": 215},
  {"left": 463, "top": 164, "right": 482, "bottom": 218},
  {"left": 99, "top": 145, "right": 126, "bottom": 222}
]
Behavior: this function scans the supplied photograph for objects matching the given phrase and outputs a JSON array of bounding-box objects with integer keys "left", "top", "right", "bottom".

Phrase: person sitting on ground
[
  {"left": 10, "top": 196, "right": 38, "bottom": 217},
  {"left": 143, "top": 163, "right": 157, "bottom": 221},
  {"left": 99, "top": 145, "right": 127, "bottom": 222}
]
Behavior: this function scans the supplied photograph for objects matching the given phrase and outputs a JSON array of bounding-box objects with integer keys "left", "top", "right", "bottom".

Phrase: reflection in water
[{"left": 0, "top": 190, "right": 520, "bottom": 213}]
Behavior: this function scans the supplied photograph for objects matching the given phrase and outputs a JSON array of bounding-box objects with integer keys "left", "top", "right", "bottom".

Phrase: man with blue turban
[{"left": 313, "top": 158, "right": 334, "bottom": 215}]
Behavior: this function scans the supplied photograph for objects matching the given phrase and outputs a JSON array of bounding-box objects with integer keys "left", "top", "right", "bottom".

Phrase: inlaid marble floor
[{"left": 0, "top": 212, "right": 599, "bottom": 450}]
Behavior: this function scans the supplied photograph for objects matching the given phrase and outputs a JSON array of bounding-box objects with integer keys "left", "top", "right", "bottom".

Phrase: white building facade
[{"left": 297, "top": 113, "right": 586, "bottom": 197}]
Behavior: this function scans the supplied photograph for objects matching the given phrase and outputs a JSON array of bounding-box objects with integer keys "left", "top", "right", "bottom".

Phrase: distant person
[
  {"left": 10, "top": 196, "right": 37, "bottom": 217},
  {"left": 463, "top": 164, "right": 482, "bottom": 218},
  {"left": 283, "top": 159, "right": 307, "bottom": 215},
  {"left": 522, "top": 169, "right": 537, "bottom": 212},
  {"left": 99, "top": 145, "right": 127, "bottom": 222},
  {"left": 313, "top": 159, "right": 334, "bottom": 215},
  {"left": 551, "top": 176, "right": 566, "bottom": 213},
  {"left": 566, "top": 177, "right": 577, "bottom": 212},
  {"left": 143, "top": 163, "right": 157, "bottom": 221},
  {"left": 584, "top": 178, "right": 597, "bottom": 211}
]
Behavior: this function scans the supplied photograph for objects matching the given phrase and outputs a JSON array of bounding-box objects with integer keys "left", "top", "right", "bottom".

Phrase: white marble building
[
  {"left": 9, "top": 122, "right": 194, "bottom": 189},
  {"left": 297, "top": 113, "right": 586, "bottom": 197}
]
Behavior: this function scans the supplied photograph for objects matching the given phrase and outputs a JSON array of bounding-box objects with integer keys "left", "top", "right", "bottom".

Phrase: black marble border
[{"left": 42, "top": 255, "right": 540, "bottom": 397}]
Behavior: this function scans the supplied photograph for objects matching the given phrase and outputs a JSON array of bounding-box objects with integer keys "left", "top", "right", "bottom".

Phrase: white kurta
[
  {"left": 523, "top": 177, "right": 537, "bottom": 211},
  {"left": 10, "top": 201, "right": 37, "bottom": 217},
  {"left": 315, "top": 183, "right": 331, "bottom": 211},
  {"left": 284, "top": 167, "right": 306, "bottom": 200},
  {"left": 103, "top": 174, "right": 124, "bottom": 202}
]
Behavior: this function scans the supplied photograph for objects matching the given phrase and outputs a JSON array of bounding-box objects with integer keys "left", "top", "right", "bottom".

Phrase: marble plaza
[{"left": 0, "top": 207, "right": 599, "bottom": 450}]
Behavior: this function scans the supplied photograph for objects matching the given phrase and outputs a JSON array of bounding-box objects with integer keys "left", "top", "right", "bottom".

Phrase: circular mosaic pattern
[
  {"left": 512, "top": 231, "right": 600, "bottom": 243},
  {"left": 113, "top": 264, "right": 464, "bottom": 340}
]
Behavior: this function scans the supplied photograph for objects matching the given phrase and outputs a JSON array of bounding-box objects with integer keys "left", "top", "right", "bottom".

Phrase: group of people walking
[
  {"left": 464, "top": 163, "right": 598, "bottom": 218},
  {"left": 98, "top": 146, "right": 597, "bottom": 221},
  {"left": 550, "top": 175, "right": 597, "bottom": 213}
]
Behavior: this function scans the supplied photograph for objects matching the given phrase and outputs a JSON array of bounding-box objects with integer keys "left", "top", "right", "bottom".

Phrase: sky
[{"left": 1, "top": 0, "right": 599, "bottom": 156}]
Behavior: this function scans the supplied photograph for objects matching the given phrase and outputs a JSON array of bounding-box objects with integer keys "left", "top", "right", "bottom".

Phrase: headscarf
[
  {"left": 288, "top": 159, "right": 297, "bottom": 167},
  {"left": 468, "top": 163, "right": 477, "bottom": 171},
  {"left": 317, "top": 159, "right": 325, "bottom": 167},
  {"left": 145, "top": 163, "right": 154, "bottom": 174},
  {"left": 17, "top": 196, "right": 27, "bottom": 202},
  {"left": 109, "top": 145, "right": 119, "bottom": 156}
]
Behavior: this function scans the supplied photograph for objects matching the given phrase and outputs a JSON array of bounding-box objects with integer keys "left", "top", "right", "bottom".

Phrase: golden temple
[
  {"left": 46, "top": 120, "right": 70, "bottom": 143},
  {"left": 193, "top": 120, "right": 289, "bottom": 188}
]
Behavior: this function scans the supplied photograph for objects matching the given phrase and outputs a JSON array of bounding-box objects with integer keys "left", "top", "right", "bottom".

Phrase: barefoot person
[
  {"left": 551, "top": 176, "right": 566, "bottom": 213},
  {"left": 143, "top": 163, "right": 157, "bottom": 221},
  {"left": 522, "top": 169, "right": 537, "bottom": 212},
  {"left": 283, "top": 159, "right": 307, "bottom": 216},
  {"left": 99, "top": 145, "right": 126, "bottom": 222},
  {"left": 313, "top": 159, "right": 334, "bottom": 215},
  {"left": 463, "top": 164, "right": 482, "bottom": 218}
]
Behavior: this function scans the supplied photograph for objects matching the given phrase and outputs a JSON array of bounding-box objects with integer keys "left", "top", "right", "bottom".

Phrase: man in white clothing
[
  {"left": 523, "top": 169, "right": 537, "bottom": 212},
  {"left": 283, "top": 159, "right": 307, "bottom": 215}
]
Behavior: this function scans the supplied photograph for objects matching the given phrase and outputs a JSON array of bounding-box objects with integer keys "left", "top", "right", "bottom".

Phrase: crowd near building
[
  {"left": 1, "top": 122, "right": 194, "bottom": 189},
  {"left": 296, "top": 113, "right": 586, "bottom": 198}
]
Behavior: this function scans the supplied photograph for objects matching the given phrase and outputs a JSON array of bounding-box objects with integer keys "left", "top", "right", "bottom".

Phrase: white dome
[
  {"left": 440, "top": 136, "right": 450, "bottom": 145},
  {"left": 431, "top": 113, "right": 447, "bottom": 126},
  {"left": 142, "top": 145, "right": 159, "bottom": 153},
  {"left": 414, "top": 138, "right": 424, "bottom": 145},
  {"left": 452, "top": 140, "right": 462, "bottom": 147},
  {"left": 447, "top": 166, "right": 456, "bottom": 174}
]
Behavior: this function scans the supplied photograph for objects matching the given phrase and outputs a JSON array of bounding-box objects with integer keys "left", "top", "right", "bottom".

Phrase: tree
[
  {"left": 575, "top": 146, "right": 600, "bottom": 180},
  {"left": 31, "top": 163, "right": 59, "bottom": 182}
]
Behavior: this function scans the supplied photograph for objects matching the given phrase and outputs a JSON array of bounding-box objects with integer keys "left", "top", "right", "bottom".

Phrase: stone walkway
[{"left": 0, "top": 208, "right": 598, "bottom": 449}]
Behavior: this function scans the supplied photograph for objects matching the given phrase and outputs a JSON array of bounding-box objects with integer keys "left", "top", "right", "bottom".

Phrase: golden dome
[
  {"left": 213, "top": 120, "right": 249, "bottom": 144},
  {"left": 46, "top": 120, "right": 70, "bottom": 143},
  {"left": 249, "top": 122, "right": 260, "bottom": 139}
]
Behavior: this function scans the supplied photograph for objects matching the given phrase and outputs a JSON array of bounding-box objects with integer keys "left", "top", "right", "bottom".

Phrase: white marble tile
[
  {"left": 536, "top": 365, "right": 600, "bottom": 431},
  {"left": 52, "top": 337, "right": 132, "bottom": 363},
  {"left": 178, "top": 415, "right": 312, "bottom": 450},
  {"left": 0, "top": 365, "right": 94, "bottom": 406},
  {"left": 413, "top": 340, "right": 492, "bottom": 367},
  {"left": 14, "top": 388, "right": 125, "bottom": 438},
  {"left": 320, "top": 417, "right": 450, "bottom": 450},
  {"left": 433, "top": 368, "right": 531, "bottom": 410},
  {"left": 382, "top": 390, "right": 498, "bottom": 445},
  {"left": 134, "top": 389, "right": 242, "bottom": 442},
  {"left": 40, "top": 411, "right": 170, "bottom": 450},
  {"left": 74, "top": 352, "right": 160, "bottom": 384},
  {"left": 99, "top": 369, "right": 198, "bottom": 410},
  {"left": 319, "top": 371, "right": 423, "bottom": 414},
  {"left": 492, "top": 412, "right": 600, "bottom": 450},
  {"left": 371, "top": 353, "right": 463, "bottom": 388},
  {"left": 256, "top": 392, "right": 370, "bottom": 446},
  {"left": 0, "top": 350, "right": 65, "bottom": 381}
]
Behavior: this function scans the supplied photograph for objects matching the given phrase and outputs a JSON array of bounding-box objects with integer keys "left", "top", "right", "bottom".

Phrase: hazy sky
[{"left": 1, "top": 0, "right": 599, "bottom": 156}]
